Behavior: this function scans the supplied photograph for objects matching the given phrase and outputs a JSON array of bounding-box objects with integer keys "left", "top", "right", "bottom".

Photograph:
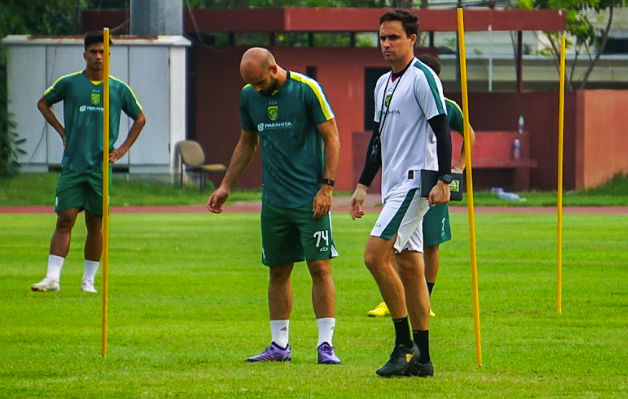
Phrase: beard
[{"left": 259, "top": 76, "right": 279, "bottom": 96}]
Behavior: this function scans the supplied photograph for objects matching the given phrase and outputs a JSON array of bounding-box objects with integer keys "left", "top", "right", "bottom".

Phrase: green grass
[
  {"left": 459, "top": 171, "right": 628, "bottom": 206},
  {"left": 0, "top": 172, "right": 262, "bottom": 206},
  {"left": 1, "top": 212, "right": 627, "bottom": 398},
  {"left": 2, "top": 172, "right": 628, "bottom": 206}
]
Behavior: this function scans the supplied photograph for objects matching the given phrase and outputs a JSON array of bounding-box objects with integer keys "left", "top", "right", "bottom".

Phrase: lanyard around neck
[
  {"left": 371, "top": 58, "right": 415, "bottom": 161},
  {"left": 377, "top": 58, "right": 415, "bottom": 136}
]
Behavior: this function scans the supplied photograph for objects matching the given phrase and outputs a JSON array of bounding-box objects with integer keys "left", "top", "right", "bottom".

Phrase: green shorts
[
  {"left": 260, "top": 201, "right": 338, "bottom": 267},
  {"left": 423, "top": 203, "right": 452, "bottom": 247},
  {"left": 55, "top": 168, "right": 110, "bottom": 217}
]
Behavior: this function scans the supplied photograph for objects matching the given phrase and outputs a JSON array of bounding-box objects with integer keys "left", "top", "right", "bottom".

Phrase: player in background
[{"left": 31, "top": 31, "right": 146, "bottom": 293}]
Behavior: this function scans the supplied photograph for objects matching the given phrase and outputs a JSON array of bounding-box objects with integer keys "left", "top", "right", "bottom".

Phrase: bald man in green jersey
[
  {"left": 31, "top": 32, "right": 146, "bottom": 294},
  {"left": 207, "top": 47, "right": 341, "bottom": 365}
]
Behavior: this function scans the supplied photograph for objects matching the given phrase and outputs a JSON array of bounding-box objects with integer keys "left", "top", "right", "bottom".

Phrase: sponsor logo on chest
[
  {"left": 268, "top": 105, "right": 278, "bottom": 121},
  {"left": 80, "top": 89, "right": 104, "bottom": 113},
  {"left": 257, "top": 101, "right": 292, "bottom": 132}
]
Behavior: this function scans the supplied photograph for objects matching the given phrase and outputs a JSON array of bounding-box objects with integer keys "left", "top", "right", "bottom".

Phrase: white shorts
[{"left": 370, "top": 186, "right": 429, "bottom": 253}]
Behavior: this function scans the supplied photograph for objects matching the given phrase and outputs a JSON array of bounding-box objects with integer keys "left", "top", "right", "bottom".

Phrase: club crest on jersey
[
  {"left": 384, "top": 93, "right": 392, "bottom": 108},
  {"left": 268, "top": 105, "right": 278, "bottom": 121},
  {"left": 91, "top": 93, "right": 101, "bottom": 105}
]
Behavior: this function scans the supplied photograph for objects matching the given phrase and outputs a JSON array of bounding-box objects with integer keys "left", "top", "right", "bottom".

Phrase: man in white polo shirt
[{"left": 350, "top": 9, "right": 452, "bottom": 378}]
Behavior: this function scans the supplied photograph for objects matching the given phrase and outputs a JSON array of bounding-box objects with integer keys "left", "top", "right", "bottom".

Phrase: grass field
[
  {"left": 1, "top": 211, "right": 627, "bottom": 398},
  {"left": 2, "top": 172, "right": 628, "bottom": 206}
]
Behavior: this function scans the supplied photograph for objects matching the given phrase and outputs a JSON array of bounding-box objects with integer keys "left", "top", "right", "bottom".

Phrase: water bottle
[
  {"left": 518, "top": 115, "right": 525, "bottom": 134},
  {"left": 498, "top": 191, "right": 522, "bottom": 201},
  {"left": 492, "top": 188, "right": 522, "bottom": 201},
  {"left": 512, "top": 138, "right": 521, "bottom": 160}
]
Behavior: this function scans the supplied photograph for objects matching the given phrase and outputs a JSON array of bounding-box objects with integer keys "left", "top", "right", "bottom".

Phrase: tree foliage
[
  {"left": 0, "top": 0, "right": 92, "bottom": 174},
  {"left": 518, "top": 0, "right": 627, "bottom": 90},
  {"left": 0, "top": 0, "right": 88, "bottom": 36},
  {"left": 0, "top": 43, "right": 20, "bottom": 176}
]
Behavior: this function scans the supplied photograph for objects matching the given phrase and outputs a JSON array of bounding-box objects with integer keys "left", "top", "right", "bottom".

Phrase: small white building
[{"left": 2, "top": 35, "right": 190, "bottom": 177}]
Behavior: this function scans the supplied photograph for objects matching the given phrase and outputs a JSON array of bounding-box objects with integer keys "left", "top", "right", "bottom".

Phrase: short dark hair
[
  {"left": 84, "top": 31, "right": 113, "bottom": 50},
  {"left": 418, "top": 54, "right": 441, "bottom": 76},
  {"left": 379, "top": 9, "right": 419, "bottom": 38}
]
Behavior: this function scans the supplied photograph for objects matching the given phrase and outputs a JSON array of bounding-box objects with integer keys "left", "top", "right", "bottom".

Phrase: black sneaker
[
  {"left": 376, "top": 343, "right": 420, "bottom": 377},
  {"left": 404, "top": 360, "right": 434, "bottom": 377}
]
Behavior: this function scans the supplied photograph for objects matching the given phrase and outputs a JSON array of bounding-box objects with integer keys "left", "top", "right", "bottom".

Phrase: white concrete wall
[{"left": 2, "top": 35, "right": 190, "bottom": 176}]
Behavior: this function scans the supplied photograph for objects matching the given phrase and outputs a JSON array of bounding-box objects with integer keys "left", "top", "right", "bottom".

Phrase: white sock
[
  {"left": 270, "top": 320, "right": 289, "bottom": 348},
  {"left": 45, "top": 255, "right": 65, "bottom": 281},
  {"left": 317, "top": 317, "right": 336, "bottom": 347},
  {"left": 82, "top": 260, "right": 100, "bottom": 282}
]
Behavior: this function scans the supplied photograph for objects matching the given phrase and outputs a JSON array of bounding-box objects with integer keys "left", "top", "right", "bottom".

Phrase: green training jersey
[
  {"left": 239, "top": 71, "right": 334, "bottom": 208},
  {"left": 44, "top": 71, "right": 142, "bottom": 173},
  {"left": 445, "top": 98, "right": 464, "bottom": 133}
]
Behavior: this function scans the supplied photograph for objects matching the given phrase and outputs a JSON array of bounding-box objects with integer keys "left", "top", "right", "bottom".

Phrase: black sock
[
  {"left": 427, "top": 282, "right": 435, "bottom": 296},
  {"left": 393, "top": 317, "right": 413, "bottom": 347},
  {"left": 413, "top": 330, "right": 430, "bottom": 363}
]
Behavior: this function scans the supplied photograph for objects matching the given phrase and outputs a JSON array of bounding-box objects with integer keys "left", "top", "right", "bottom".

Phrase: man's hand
[
  {"left": 452, "top": 166, "right": 463, "bottom": 174},
  {"left": 207, "top": 186, "right": 230, "bottom": 214},
  {"left": 428, "top": 180, "right": 450, "bottom": 206},
  {"left": 312, "top": 185, "right": 333, "bottom": 219},
  {"left": 109, "top": 147, "right": 128, "bottom": 164},
  {"left": 350, "top": 184, "right": 368, "bottom": 220}
]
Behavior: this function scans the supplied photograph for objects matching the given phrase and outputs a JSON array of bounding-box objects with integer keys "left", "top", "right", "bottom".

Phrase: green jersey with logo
[
  {"left": 239, "top": 71, "right": 334, "bottom": 208},
  {"left": 445, "top": 98, "right": 464, "bottom": 133},
  {"left": 44, "top": 71, "right": 142, "bottom": 172},
  {"left": 422, "top": 98, "right": 464, "bottom": 247}
]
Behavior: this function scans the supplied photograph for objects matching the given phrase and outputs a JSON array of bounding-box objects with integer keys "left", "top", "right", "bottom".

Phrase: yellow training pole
[
  {"left": 101, "top": 27, "right": 110, "bottom": 357},
  {"left": 557, "top": 35, "right": 566, "bottom": 315},
  {"left": 457, "top": 8, "right": 482, "bottom": 366}
]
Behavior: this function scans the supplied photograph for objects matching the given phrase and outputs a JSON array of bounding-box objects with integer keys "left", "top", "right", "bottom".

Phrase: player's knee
[
  {"left": 308, "top": 260, "right": 331, "bottom": 280},
  {"left": 55, "top": 214, "right": 77, "bottom": 231},
  {"left": 397, "top": 262, "right": 419, "bottom": 280},
  {"left": 364, "top": 251, "right": 381, "bottom": 273},
  {"left": 424, "top": 245, "right": 438, "bottom": 257},
  {"left": 84, "top": 216, "right": 102, "bottom": 233},
  {"left": 269, "top": 264, "right": 292, "bottom": 282}
]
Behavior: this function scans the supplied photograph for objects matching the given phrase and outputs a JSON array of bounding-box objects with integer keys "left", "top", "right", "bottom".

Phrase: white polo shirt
[{"left": 374, "top": 57, "right": 447, "bottom": 201}]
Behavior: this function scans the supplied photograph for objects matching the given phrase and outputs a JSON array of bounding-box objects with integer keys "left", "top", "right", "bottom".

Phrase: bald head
[
  {"left": 240, "top": 47, "right": 275, "bottom": 81},
  {"left": 240, "top": 47, "right": 284, "bottom": 95}
]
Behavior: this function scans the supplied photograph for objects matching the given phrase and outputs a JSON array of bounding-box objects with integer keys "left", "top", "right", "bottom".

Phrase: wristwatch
[
  {"left": 321, "top": 178, "right": 335, "bottom": 187},
  {"left": 438, "top": 174, "right": 453, "bottom": 184}
]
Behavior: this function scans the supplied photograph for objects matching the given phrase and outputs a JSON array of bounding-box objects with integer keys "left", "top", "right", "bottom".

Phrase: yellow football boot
[{"left": 367, "top": 302, "right": 391, "bottom": 317}]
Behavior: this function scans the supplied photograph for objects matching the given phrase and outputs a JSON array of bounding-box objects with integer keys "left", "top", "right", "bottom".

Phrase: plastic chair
[{"left": 175, "top": 140, "right": 226, "bottom": 191}]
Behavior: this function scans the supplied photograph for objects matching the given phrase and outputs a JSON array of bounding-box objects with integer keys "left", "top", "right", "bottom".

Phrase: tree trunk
[{"left": 578, "top": 3, "right": 614, "bottom": 90}]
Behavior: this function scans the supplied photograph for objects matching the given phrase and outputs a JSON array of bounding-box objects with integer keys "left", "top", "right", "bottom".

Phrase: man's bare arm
[{"left": 37, "top": 96, "right": 65, "bottom": 149}]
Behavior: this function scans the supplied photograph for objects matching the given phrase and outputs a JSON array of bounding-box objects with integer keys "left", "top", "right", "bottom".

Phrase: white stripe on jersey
[{"left": 373, "top": 57, "right": 447, "bottom": 201}]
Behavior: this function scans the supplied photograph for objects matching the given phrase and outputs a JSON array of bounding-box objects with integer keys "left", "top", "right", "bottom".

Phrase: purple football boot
[
  {"left": 245, "top": 342, "right": 292, "bottom": 362},
  {"left": 317, "top": 342, "right": 341, "bottom": 364}
]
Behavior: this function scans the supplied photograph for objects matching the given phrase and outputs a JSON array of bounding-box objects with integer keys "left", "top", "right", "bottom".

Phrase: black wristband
[
  {"left": 321, "top": 178, "right": 335, "bottom": 187},
  {"left": 438, "top": 174, "right": 453, "bottom": 184}
]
